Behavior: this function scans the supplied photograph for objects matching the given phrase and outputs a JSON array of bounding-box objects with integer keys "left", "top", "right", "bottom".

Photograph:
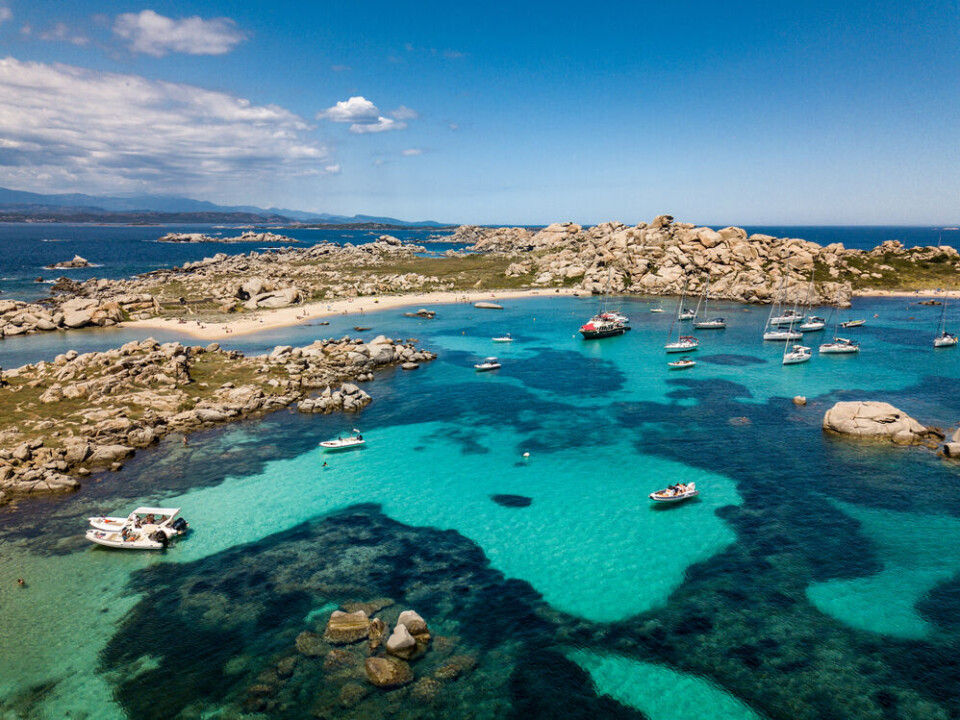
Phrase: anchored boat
[
  {"left": 649, "top": 482, "right": 699, "bottom": 503},
  {"left": 320, "top": 430, "right": 365, "bottom": 450},
  {"left": 86, "top": 506, "right": 188, "bottom": 550}
]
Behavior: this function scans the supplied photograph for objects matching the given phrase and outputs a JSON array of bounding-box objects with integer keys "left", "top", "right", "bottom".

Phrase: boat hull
[
  {"left": 665, "top": 344, "right": 698, "bottom": 353},
  {"left": 693, "top": 321, "right": 726, "bottom": 329},
  {"left": 86, "top": 529, "right": 166, "bottom": 550},
  {"left": 580, "top": 327, "right": 625, "bottom": 339},
  {"left": 319, "top": 439, "right": 366, "bottom": 450},
  {"left": 934, "top": 338, "right": 958, "bottom": 348},
  {"left": 668, "top": 361, "right": 696, "bottom": 370},
  {"left": 819, "top": 345, "right": 859, "bottom": 354},
  {"left": 649, "top": 490, "right": 699, "bottom": 503}
]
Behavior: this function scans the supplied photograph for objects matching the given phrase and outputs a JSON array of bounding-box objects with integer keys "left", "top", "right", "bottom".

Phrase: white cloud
[
  {"left": 391, "top": 105, "right": 419, "bottom": 120},
  {"left": 317, "top": 96, "right": 379, "bottom": 123},
  {"left": 0, "top": 6, "right": 12, "bottom": 25},
  {"left": 324, "top": 164, "right": 341, "bottom": 174},
  {"left": 402, "top": 148, "right": 423, "bottom": 156},
  {"left": 448, "top": 122, "right": 459, "bottom": 131},
  {"left": 113, "top": 10, "right": 247, "bottom": 57},
  {"left": 317, "top": 96, "right": 408, "bottom": 134},
  {"left": 0, "top": 57, "right": 331, "bottom": 196}
]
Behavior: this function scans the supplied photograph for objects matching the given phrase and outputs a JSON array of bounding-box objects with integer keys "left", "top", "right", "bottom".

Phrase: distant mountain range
[{"left": 0, "top": 187, "right": 447, "bottom": 227}]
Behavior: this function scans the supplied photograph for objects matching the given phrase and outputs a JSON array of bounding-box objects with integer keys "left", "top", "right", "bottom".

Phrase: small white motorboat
[
  {"left": 782, "top": 344, "right": 812, "bottom": 365},
  {"left": 320, "top": 430, "right": 365, "bottom": 450},
  {"left": 665, "top": 336, "right": 699, "bottom": 353},
  {"left": 819, "top": 337, "right": 860, "bottom": 354},
  {"left": 474, "top": 357, "right": 501, "bottom": 371},
  {"left": 934, "top": 331, "right": 959, "bottom": 348},
  {"left": 693, "top": 317, "right": 726, "bottom": 329},
  {"left": 763, "top": 329, "right": 803, "bottom": 341},
  {"left": 86, "top": 507, "right": 188, "bottom": 550},
  {"left": 474, "top": 301, "right": 503, "bottom": 310},
  {"left": 492, "top": 334, "right": 514, "bottom": 343},
  {"left": 840, "top": 319, "right": 866, "bottom": 328},
  {"left": 89, "top": 507, "right": 188, "bottom": 535},
  {"left": 649, "top": 482, "right": 699, "bottom": 503},
  {"left": 668, "top": 358, "right": 696, "bottom": 370}
]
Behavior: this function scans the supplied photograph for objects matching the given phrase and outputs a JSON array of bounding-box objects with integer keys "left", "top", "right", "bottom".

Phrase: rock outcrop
[
  {"left": 364, "top": 657, "right": 413, "bottom": 688},
  {"left": 45, "top": 255, "right": 91, "bottom": 269},
  {"left": 0, "top": 335, "right": 436, "bottom": 504},
  {"left": 822, "top": 401, "right": 936, "bottom": 445},
  {"left": 158, "top": 231, "right": 298, "bottom": 244}
]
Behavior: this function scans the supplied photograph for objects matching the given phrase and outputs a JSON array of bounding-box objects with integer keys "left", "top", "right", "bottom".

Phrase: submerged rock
[
  {"left": 364, "top": 656, "right": 413, "bottom": 688},
  {"left": 324, "top": 610, "right": 371, "bottom": 644},
  {"left": 491, "top": 493, "right": 533, "bottom": 508}
]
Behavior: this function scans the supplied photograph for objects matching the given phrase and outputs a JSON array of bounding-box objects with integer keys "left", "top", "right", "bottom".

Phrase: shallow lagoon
[{"left": 2, "top": 294, "right": 960, "bottom": 719}]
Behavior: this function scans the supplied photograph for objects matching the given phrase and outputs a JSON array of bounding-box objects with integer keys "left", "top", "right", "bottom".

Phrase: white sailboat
[
  {"left": 692, "top": 276, "right": 726, "bottom": 329},
  {"left": 763, "top": 276, "right": 803, "bottom": 341},
  {"left": 819, "top": 305, "right": 861, "bottom": 354},
  {"left": 797, "top": 276, "right": 825, "bottom": 331},
  {"left": 650, "top": 297, "right": 665, "bottom": 313},
  {"left": 782, "top": 344, "right": 812, "bottom": 365},
  {"left": 665, "top": 280, "right": 699, "bottom": 353},
  {"left": 934, "top": 296, "right": 958, "bottom": 348}
]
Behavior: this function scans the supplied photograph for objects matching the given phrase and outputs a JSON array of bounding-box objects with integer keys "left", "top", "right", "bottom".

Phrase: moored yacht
[
  {"left": 798, "top": 316, "right": 826, "bottom": 332},
  {"left": 782, "top": 344, "right": 812, "bottom": 365},
  {"left": 665, "top": 336, "right": 699, "bottom": 353},
  {"left": 770, "top": 309, "right": 804, "bottom": 326},
  {"left": 819, "top": 337, "right": 860, "bottom": 354},
  {"left": 580, "top": 317, "right": 625, "bottom": 339},
  {"left": 934, "top": 331, "right": 959, "bottom": 348},
  {"left": 764, "top": 328, "right": 803, "bottom": 341}
]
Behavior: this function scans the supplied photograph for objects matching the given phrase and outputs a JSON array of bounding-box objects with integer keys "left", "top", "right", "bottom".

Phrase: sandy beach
[
  {"left": 123, "top": 288, "right": 582, "bottom": 340},
  {"left": 854, "top": 289, "right": 960, "bottom": 299}
]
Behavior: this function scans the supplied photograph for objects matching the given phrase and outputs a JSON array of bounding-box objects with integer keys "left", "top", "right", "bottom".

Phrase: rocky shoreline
[
  {"left": 0, "top": 334, "right": 436, "bottom": 505},
  {"left": 2, "top": 216, "right": 959, "bottom": 339}
]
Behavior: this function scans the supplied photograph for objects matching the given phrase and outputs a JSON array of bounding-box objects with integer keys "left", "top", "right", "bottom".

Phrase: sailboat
[
  {"left": 692, "top": 276, "right": 726, "bottom": 329},
  {"left": 665, "top": 280, "right": 699, "bottom": 353},
  {"left": 819, "top": 304, "right": 860, "bottom": 354},
  {"left": 934, "top": 295, "right": 958, "bottom": 347},
  {"left": 780, "top": 293, "right": 810, "bottom": 364},
  {"left": 797, "top": 276, "right": 825, "bottom": 331},
  {"left": 650, "top": 297, "right": 665, "bottom": 313},
  {"left": 763, "top": 276, "right": 803, "bottom": 341}
]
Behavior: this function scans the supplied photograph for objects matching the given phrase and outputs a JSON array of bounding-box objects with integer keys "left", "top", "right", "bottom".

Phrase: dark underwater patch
[
  {"left": 697, "top": 353, "right": 767, "bottom": 366},
  {"left": 491, "top": 494, "right": 533, "bottom": 508}
]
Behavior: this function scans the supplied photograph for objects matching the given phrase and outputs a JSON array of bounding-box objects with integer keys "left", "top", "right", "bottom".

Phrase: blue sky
[{"left": 0, "top": 0, "right": 957, "bottom": 224}]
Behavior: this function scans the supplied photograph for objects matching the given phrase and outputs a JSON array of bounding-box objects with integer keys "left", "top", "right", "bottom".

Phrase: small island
[{"left": 158, "top": 231, "right": 298, "bottom": 243}]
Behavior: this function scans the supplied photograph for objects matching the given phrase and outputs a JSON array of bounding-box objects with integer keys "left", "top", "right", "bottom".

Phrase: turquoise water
[{"left": 2, "top": 295, "right": 960, "bottom": 719}]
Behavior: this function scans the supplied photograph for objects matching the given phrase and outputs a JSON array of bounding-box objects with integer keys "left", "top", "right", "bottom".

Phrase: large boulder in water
[
  {"left": 823, "top": 401, "right": 931, "bottom": 445},
  {"left": 323, "top": 610, "right": 371, "bottom": 644}
]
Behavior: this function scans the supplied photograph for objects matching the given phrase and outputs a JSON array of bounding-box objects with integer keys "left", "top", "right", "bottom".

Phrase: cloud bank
[
  {"left": 113, "top": 10, "right": 247, "bottom": 57},
  {"left": 0, "top": 57, "right": 329, "bottom": 195}
]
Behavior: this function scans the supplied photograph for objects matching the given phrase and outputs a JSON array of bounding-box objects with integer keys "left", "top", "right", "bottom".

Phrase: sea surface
[
  {"left": 1, "top": 291, "right": 960, "bottom": 719},
  {"left": 0, "top": 223, "right": 954, "bottom": 303}
]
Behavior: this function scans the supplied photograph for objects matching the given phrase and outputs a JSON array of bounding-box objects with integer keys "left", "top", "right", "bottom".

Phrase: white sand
[{"left": 123, "top": 288, "right": 581, "bottom": 340}]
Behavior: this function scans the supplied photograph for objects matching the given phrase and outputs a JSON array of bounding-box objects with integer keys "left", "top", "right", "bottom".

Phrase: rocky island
[
  {"left": 0, "top": 334, "right": 435, "bottom": 505},
  {"left": 157, "top": 231, "right": 299, "bottom": 243}
]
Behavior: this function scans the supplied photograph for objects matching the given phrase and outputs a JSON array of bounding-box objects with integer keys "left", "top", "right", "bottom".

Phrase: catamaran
[
  {"left": 934, "top": 295, "right": 958, "bottom": 347},
  {"left": 692, "top": 276, "right": 726, "bottom": 329}
]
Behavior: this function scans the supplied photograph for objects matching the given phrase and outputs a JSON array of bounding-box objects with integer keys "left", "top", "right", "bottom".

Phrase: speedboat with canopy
[
  {"left": 474, "top": 357, "right": 502, "bottom": 371},
  {"left": 649, "top": 482, "right": 699, "bottom": 503},
  {"left": 86, "top": 506, "right": 188, "bottom": 550}
]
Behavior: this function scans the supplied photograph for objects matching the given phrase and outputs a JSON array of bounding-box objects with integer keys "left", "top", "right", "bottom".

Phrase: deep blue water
[
  {"left": 0, "top": 223, "right": 953, "bottom": 303},
  {"left": 1, "top": 295, "right": 960, "bottom": 719}
]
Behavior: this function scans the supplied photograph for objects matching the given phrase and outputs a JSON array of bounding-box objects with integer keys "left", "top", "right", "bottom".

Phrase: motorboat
[
  {"left": 693, "top": 317, "right": 726, "bottom": 329},
  {"left": 665, "top": 336, "right": 699, "bottom": 353},
  {"left": 649, "top": 482, "right": 699, "bottom": 503},
  {"left": 88, "top": 507, "right": 188, "bottom": 536},
  {"left": 840, "top": 319, "right": 866, "bottom": 328},
  {"left": 668, "top": 358, "right": 696, "bottom": 370},
  {"left": 320, "top": 430, "right": 365, "bottom": 450},
  {"left": 763, "top": 329, "right": 803, "bottom": 341},
  {"left": 474, "top": 357, "right": 502, "bottom": 371},
  {"left": 798, "top": 316, "right": 826, "bottom": 332},
  {"left": 492, "top": 334, "right": 514, "bottom": 342},
  {"left": 934, "top": 331, "right": 959, "bottom": 348},
  {"left": 819, "top": 337, "right": 860, "bottom": 354},
  {"left": 86, "top": 506, "right": 188, "bottom": 550},
  {"left": 580, "top": 318, "right": 625, "bottom": 339},
  {"left": 782, "top": 344, "right": 812, "bottom": 365}
]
